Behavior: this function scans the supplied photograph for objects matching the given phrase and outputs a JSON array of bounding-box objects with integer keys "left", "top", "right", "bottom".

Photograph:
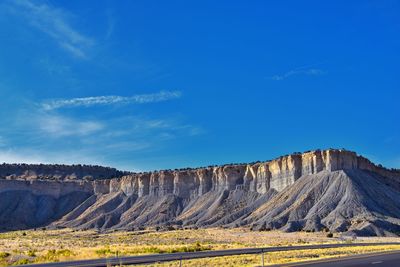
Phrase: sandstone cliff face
[
  {"left": 95, "top": 149, "right": 400, "bottom": 198},
  {"left": 3, "top": 149, "right": 398, "bottom": 197},
  {"left": 1, "top": 149, "right": 400, "bottom": 236}
]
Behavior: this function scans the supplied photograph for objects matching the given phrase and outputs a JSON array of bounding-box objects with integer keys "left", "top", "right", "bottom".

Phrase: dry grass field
[{"left": 0, "top": 228, "right": 399, "bottom": 266}]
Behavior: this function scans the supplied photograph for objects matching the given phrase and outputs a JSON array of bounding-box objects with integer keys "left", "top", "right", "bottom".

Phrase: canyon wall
[
  {"left": 99, "top": 149, "right": 400, "bottom": 198},
  {"left": 2, "top": 149, "right": 398, "bottom": 199},
  {"left": 1, "top": 149, "right": 400, "bottom": 235}
]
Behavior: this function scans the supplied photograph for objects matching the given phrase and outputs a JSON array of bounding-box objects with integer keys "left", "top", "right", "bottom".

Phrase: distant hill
[
  {"left": 0, "top": 149, "right": 399, "bottom": 236},
  {"left": 0, "top": 163, "right": 129, "bottom": 180}
]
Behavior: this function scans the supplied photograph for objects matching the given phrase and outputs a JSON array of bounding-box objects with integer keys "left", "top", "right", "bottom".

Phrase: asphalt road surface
[{"left": 274, "top": 250, "right": 400, "bottom": 267}]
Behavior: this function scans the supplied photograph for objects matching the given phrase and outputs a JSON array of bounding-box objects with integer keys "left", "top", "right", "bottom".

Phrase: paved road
[
  {"left": 19, "top": 243, "right": 400, "bottom": 267},
  {"left": 273, "top": 250, "right": 400, "bottom": 267}
]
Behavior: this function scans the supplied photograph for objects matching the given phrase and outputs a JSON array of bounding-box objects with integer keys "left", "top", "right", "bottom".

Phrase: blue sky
[{"left": 0, "top": 0, "right": 399, "bottom": 171}]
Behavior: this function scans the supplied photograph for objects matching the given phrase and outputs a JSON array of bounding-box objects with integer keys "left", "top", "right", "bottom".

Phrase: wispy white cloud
[
  {"left": 8, "top": 0, "right": 93, "bottom": 58},
  {"left": 38, "top": 115, "right": 104, "bottom": 137},
  {"left": 2, "top": 94, "right": 201, "bottom": 170},
  {"left": 41, "top": 91, "right": 182, "bottom": 110},
  {"left": 183, "top": 126, "right": 205, "bottom": 136},
  {"left": 104, "top": 141, "right": 151, "bottom": 152},
  {"left": 268, "top": 68, "right": 325, "bottom": 81},
  {"left": 127, "top": 117, "right": 204, "bottom": 137},
  {"left": 0, "top": 148, "right": 106, "bottom": 166},
  {"left": 105, "top": 8, "right": 116, "bottom": 40},
  {"left": 0, "top": 149, "right": 47, "bottom": 164}
]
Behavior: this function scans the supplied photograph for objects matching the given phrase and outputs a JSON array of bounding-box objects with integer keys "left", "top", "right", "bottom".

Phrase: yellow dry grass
[
  {"left": 0, "top": 228, "right": 398, "bottom": 266},
  {"left": 136, "top": 245, "right": 400, "bottom": 267}
]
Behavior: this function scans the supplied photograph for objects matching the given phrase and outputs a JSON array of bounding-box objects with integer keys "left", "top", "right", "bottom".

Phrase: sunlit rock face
[
  {"left": 4, "top": 149, "right": 395, "bottom": 197},
  {"left": 196, "top": 168, "right": 213, "bottom": 195},
  {"left": 109, "top": 154, "right": 310, "bottom": 197},
  {"left": 1, "top": 149, "right": 400, "bottom": 236}
]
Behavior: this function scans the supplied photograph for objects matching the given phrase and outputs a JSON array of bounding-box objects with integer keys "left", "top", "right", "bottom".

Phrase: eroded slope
[{"left": 1, "top": 149, "right": 399, "bottom": 236}]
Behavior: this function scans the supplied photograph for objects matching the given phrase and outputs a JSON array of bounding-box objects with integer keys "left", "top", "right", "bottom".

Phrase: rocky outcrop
[
  {"left": 0, "top": 149, "right": 399, "bottom": 236},
  {"left": 0, "top": 179, "right": 94, "bottom": 198},
  {"left": 0, "top": 163, "right": 127, "bottom": 180},
  {"left": 95, "top": 149, "right": 400, "bottom": 197}
]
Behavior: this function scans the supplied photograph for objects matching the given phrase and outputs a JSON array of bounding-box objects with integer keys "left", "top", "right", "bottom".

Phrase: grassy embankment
[{"left": 0, "top": 228, "right": 399, "bottom": 266}]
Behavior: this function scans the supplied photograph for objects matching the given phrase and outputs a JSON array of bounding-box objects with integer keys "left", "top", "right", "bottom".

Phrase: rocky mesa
[{"left": 1, "top": 149, "right": 400, "bottom": 236}]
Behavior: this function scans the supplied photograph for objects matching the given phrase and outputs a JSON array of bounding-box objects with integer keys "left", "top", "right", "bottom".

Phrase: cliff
[
  {"left": 1, "top": 149, "right": 399, "bottom": 236},
  {"left": 97, "top": 149, "right": 400, "bottom": 197}
]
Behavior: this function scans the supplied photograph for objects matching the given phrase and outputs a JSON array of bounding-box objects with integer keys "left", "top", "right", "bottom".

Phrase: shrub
[
  {"left": 27, "top": 250, "right": 36, "bottom": 257},
  {"left": 95, "top": 248, "right": 113, "bottom": 256},
  {"left": 167, "top": 226, "right": 175, "bottom": 231},
  {"left": 0, "top": 252, "right": 10, "bottom": 259},
  {"left": 12, "top": 258, "right": 31, "bottom": 265},
  {"left": 36, "top": 249, "right": 74, "bottom": 262},
  {"left": 326, "top": 233, "right": 334, "bottom": 238}
]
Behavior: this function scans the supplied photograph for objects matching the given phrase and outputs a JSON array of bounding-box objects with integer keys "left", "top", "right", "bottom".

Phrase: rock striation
[
  {"left": 0, "top": 149, "right": 400, "bottom": 236},
  {"left": 92, "top": 149, "right": 400, "bottom": 197}
]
